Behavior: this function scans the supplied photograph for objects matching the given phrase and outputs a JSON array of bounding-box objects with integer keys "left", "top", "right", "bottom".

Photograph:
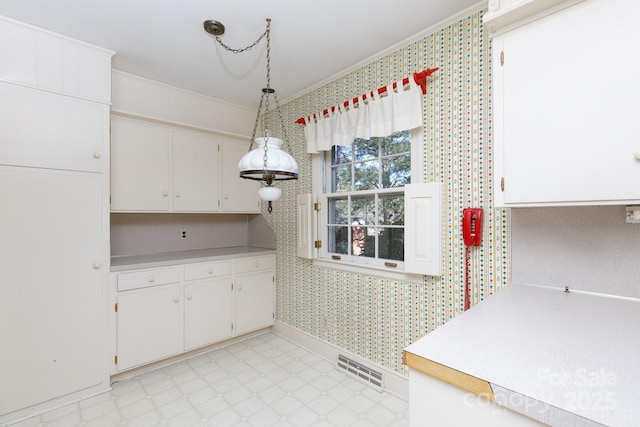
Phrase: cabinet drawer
[
  {"left": 235, "top": 255, "right": 275, "bottom": 274},
  {"left": 117, "top": 267, "right": 181, "bottom": 291},
  {"left": 184, "top": 261, "right": 232, "bottom": 281}
]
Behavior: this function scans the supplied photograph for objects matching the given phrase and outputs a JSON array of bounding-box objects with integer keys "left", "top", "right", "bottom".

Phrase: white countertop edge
[
  {"left": 110, "top": 246, "right": 275, "bottom": 271},
  {"left": 492, "top": 384, "right": 607, "bottom": 427},
  {"left": 404, "top": 283, "right": 640, "bottom": 426}
]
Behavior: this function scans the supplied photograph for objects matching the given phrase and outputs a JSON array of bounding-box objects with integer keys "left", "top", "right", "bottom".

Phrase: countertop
[
  {"left": 110, "top": 246, "right": 275, "bottom": 271},
  {"left": 404, "top": 284, "right": 640, "bottom": 426}
]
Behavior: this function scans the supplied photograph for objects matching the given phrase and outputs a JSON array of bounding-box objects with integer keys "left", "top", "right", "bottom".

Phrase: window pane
[
  {"left": 382, "top": 153, "right": 411, "bottom": 188},
  {"left": 350, "top": 196, "right": 375, "bottom": 226},
  {"left": 333, "top": 145, "right": 352, "bottom": 164},
  {"left": 354, "top": 160, "right": 380, "bottom": 191},
  {"left": 381, "top": 130, "right": 411, "bottom": 156},
  {"left": 328, "top": 226, "right": 348, "bottom": 254},
  {"left": 326, "top": 129, "right": 410, "bottom": 267},
  {"left": 378, "top": 227, "right": 404, "bottom": 261},
  {"left": 353, "top": 138, "right": 378, "bottom": 162},
  {"left": 328, "top": 197, "right": 348, "bottom": 224},
  {"left": 352, "top": 226, "right": 376, "bottom": 258},
  {"left": 331, "top": 164, "right": 352, "bottom": 192},
  {"left": 378, "top": 194, "right": 404, "bottom": 225}
]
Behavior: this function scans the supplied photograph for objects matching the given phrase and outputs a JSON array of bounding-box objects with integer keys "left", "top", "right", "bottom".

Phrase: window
[
  {"left": 303, "top": 121, "right": 442, "bottom": 278},
  {"left": 323, "top": 130, "right": 411, "bottom": 269}
]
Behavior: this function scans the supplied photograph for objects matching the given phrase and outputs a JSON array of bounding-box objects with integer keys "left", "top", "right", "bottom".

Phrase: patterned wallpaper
[{"left": 264, "top": 8, "right": 510, "bottom": 376}]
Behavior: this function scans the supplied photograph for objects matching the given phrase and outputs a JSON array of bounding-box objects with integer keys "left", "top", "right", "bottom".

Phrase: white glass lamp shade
[
  {"left": 238, "top": 137, "right": 299, "bottom": 181},
  {"left": 258, "top": 185, "right": 282, "bottom": 201}
]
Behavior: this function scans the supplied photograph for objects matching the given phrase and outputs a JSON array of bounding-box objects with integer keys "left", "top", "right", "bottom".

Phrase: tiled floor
[{"left": 8, "top": 333, "right": 409, "bottom": 427}]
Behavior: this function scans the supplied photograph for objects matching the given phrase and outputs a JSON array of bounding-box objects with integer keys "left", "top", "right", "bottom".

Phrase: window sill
[{"left": 312, "top": 258, "right": 424, "bottom": 283}]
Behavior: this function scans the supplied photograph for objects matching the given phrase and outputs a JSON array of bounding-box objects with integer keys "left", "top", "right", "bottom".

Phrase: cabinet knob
[
  {"left": 173, "top": 296, "right": 179, "bottom": 303},
  {"left": 162, "top": 191, "right": 168, "bottom": 197},
  {"left": 93, "top": 263, "right": 101, "bottom": 270},
  {"left": 634, "top": 152, "right": 640, "bottom": 161},
  {"left": 175, "top": 192, "right": 181, "bottom": 198},
  {"left": 237, "top": 284, "right": 242, "bottom": 291},
  {"left": 254, "top": 261, "right": 259, "bottom": 268},
  {"left": 93, "top": 152, "right": 101, "bottom": 159},
  {"left": 148, "top": 276, "right": 155, "bottom": 283},
  {"left": 186, "top": 293, "right": 192, "bottom": 300},
  {"left": 224, "top": 194, "right": 229, "bottom": 200},
  {"left": 207, "top": 268, "right": 213, "bottom": 275}
]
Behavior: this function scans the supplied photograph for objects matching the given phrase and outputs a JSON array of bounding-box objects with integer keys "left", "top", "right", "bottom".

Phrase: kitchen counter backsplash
[{"left": 110, "top": 213, "right": 276, "bottom": 258}]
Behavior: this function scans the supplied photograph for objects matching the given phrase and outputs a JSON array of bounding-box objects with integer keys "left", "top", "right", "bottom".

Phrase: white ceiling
[{"left": 0, "top": 0, "right": 482, "bottom": 109}]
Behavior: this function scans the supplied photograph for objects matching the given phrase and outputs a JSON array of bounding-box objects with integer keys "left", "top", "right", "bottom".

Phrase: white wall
[
  {"left": 111, "top": 70, "right": 256, "bottom": 137},
  {"left": 511, "top": 206, "right": 640, "bottom": 298}
]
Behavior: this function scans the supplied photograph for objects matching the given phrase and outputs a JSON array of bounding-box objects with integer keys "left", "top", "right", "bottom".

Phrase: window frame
[{"left": 311, "top": 127, "right": 425, "bottom": 280}]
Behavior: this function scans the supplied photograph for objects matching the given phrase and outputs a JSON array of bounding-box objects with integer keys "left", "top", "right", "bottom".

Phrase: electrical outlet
[
  {"left": 626, "top": 206, "right": 640, "bottom": 224},
  {"left": 180, "top": 229, "right": 188, "bottom": 239}
]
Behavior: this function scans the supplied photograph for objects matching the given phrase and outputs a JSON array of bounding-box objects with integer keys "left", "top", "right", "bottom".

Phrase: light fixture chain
[
  {"left": 263, "top": 140, "right": 269, "bottom": 173},
  {"left": 208, "top": 15, "right": 298, "bottom": 212},
  {"left": 250, "top": 92, "right": 266, "bottom": 151},
  {"left": 262, "top": 18, "right": 271, "bottom": 139},
  {"left": 272, "top": 90, "right": 291, "bottom": 153},
  {"left": 213, "top": 21, "right": 269, "bottom": 54}
]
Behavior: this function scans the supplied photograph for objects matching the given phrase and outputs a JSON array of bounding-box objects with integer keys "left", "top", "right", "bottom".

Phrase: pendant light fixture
[{"left": 204, "top": 18, "right": 298, "bottom": 213}]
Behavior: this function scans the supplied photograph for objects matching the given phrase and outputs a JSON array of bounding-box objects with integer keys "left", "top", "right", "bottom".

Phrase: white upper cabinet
[
  {"left": 0, "top": 83, "right": 108, "bottom": 172},
  {"left": 491, "top": 0, "right": 640, "bottom": 206},
  {"left": 483, "top": 0, "right": 585, "bottom": 35},
  {"left": 172, "top": 131, "right": 220, "bottom": 212},
  {"left": 111, "top": 117, "right": 260, "bottom": 213},
  {"left": 0, "top": 16, "right": 113, "bottom": 103},
  {"left": 111, "top": 117, "right": 172, "bottom": 211},
  {"left": 220, "top": 137, "right": 261, "bottom": 213}
]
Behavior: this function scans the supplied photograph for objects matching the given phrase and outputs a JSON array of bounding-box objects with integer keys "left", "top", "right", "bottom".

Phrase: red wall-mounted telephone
[{"left": 463, "top": 208, "right": 483, "bottom": 246}]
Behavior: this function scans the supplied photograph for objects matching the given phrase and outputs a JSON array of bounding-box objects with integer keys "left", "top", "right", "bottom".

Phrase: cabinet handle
[
  {"left": 173, "top": 296, "right": 179, "bottom": 303},
  {"left": 162, "top": 191, "right": 168, "bottom": 197},
  {"left": 93, "top": 152, "right": 101, "bottom": 159},
  {"left": 175, "top": 192, "right": 181, "bottom": 198},
  {"left": 93, "top": 263, "right": 101, "bottom": 270},
  {"left": 148, "top": 276, "right": 155, "bottom": 283}
]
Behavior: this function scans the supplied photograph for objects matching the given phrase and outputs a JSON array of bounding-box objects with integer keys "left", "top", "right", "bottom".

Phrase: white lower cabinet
[
  {"left": 184, "top": 279, "right": 233, "bottom": 350},
  {"left": 113, "top": 254, "right": 274, "bottom": 373},
  {"left": 116, "top": 286, "right": 182, "bottom": 372}
]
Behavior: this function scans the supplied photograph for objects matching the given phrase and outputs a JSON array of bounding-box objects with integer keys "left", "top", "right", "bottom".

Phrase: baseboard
[{"left": 272, "top": 320, "right": 409, "bottom": 401}]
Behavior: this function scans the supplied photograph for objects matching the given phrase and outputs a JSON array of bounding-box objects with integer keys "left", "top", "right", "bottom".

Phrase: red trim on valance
[{"left": 294, "top": 67, "right": 438, "bottom": 125}]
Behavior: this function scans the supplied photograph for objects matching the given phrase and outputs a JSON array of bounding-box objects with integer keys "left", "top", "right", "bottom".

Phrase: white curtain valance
[{"left": 303, "top": 77, "right": 424, "bottom": 154}]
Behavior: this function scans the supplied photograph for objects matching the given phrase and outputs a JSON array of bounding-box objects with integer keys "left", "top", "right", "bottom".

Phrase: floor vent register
[{"left": 337, "top": 354, "right": 384, "bottom": 391}]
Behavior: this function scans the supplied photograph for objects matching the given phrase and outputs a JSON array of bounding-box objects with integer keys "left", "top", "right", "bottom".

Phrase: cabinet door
[
  {"left": 184, "top": 278, "right": 233, "bottom": 350},
  {"left": 234, "top": 271, "right": 274, "bottom": 336},
  {"left": 495, "top": 0, "right": 640, "bottom": 205},
  {"left": 220, "top": 138, "right": 260, "bottom": 213},
  {"left": 111, "top": 117, "right": 171, "bottom": 211},
  {"left": 172, "top": 130, "right": 220, "bottom": 212},
  {"left": 116, "top": 286, "right": 181, "bottom": 371},
  {"left": 0, "top": 167, "right": 104, "bottom": 415},
  {"left": 0, "top": 83, "right": 106, "bottom": 172}
]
